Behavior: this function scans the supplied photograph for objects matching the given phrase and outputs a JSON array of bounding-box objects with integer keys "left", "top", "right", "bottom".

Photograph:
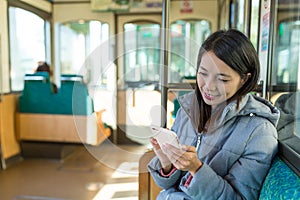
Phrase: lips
[{"left": 203, "top": 92, "right": 217, "bottom": 101}]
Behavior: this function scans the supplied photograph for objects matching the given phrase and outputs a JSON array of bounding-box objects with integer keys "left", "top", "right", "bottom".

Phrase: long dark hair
[{"left": 193, "top": 29, "right": 260, "bottom": 133}]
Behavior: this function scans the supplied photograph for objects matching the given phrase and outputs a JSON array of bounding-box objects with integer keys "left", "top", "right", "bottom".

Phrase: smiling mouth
[{"left": 203, "top": 92, "right": 218, "bottom": 101}]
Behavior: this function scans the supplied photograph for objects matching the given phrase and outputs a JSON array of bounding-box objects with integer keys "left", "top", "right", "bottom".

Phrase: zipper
[{"left": 195, "top": 133, "right": 202, "bottom": 151}]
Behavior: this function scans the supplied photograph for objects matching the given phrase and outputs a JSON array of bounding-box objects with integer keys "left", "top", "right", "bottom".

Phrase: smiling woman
[
  {"left": 1, "top": 1, "right": 300, "bottom": 200},
  {"left": 148, "top": 29, "right": 279, "bottom": 200}
]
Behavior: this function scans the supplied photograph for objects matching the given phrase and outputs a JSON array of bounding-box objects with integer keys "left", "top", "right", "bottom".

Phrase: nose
[{"left": 205, "top": 78, "right": 217, "bottom": 91}]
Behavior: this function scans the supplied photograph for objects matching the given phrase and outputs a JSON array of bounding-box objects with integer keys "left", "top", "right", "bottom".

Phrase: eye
[
  {"left": 218, "top": 78, "right": 229, "bottom": 83},
  {"left": 197, "top": 72, "right": 207, "bottom": 76}
]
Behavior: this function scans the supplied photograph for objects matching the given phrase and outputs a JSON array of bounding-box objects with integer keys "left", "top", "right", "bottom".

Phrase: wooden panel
[
  {"left": 139, "top": 150, "right": 153, "bottom": 200},
  {"left": 117, "top": 90, "right": 127, "bottom": 124},
  {"left": 16, "top": 113, "right": 109, "bottom": 145},
  {"left": 0, "top": 94, "right": 20, "bottom": 159},
  {"left": 150, "top": 176, "right": 161, "bottom": 200},
  {"left": 139, "top": 150, "right": 162, "bottom": 200}
]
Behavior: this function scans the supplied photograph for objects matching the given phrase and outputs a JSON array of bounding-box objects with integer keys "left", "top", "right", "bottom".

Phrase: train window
[
  {"left": 59, "top": 20, "right": 110, "bottom": 87},
  {"left": 230, "top": 0, "right": 246, "bottom": 31},
  {"left": 271, "top": 0, "right": 300, "bottom": 175},
  {"left": 123, "top": 23, "right": 160, "bottom": 85},
  {"left": 9, "top": 7, "right": 50, "bottom": 91},
  {"left": 250, "top": 0, "right": 260, "bottom": 50},
  {"left": 169, "top": 19, "right": 211, "bottom": 83},
  {"left": 274, "top": 20, "right": 300, "bottom": 85}
]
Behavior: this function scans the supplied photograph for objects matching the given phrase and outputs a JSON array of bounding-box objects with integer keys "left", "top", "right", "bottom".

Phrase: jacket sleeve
[
  {"left": 148, "top": 156, "right": 183, "bottom": 189},
  {"left": 180, "top": 119, "right": 278, "bottom": 200}
]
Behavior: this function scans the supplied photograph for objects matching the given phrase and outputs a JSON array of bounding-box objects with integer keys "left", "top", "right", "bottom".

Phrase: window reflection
[{"left": 275, "top": 20, "right": 300, "bottom": 85}]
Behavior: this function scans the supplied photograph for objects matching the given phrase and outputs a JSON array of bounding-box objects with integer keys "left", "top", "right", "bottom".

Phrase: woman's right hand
[{"left": 150, "top": 137, "right": 172, "bottom": 172}]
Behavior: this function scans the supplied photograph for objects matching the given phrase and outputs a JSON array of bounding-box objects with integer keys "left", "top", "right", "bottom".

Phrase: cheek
[
  {"left": 224, "top": 83, "right": 240, "bottom": 95},
  {"left": 197, "top": 77, "right": 205, "bottom": 88}
]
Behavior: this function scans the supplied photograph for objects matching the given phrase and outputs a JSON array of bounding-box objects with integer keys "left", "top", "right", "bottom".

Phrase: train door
[
  {"left": 116, "top": 14, "right": 162, "bottom": 144},
  {"left": 52, "top": 3, "right": 116, "bottom": 142},
  {"left": 165, "top": 1, "right": 218, "bottom": 128}
]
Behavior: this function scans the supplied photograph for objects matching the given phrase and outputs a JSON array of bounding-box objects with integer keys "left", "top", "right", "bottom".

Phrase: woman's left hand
[{"left": 161, "top": 144, "right": 203, "bottom": 176}]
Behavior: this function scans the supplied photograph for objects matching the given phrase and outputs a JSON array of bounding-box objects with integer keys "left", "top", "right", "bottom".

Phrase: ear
[{"left": 241, "top": 73, "right": 251, "bottom": 85}]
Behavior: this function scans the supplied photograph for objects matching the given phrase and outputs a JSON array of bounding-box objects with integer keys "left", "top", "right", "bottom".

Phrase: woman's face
[{"left": 197, "top": 51, "right": 247, "bottom": 109}]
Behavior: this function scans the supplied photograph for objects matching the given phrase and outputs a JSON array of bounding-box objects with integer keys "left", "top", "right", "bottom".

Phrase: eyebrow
[{"left": 198, "top": 66, "right": 232, "bottom": 78}]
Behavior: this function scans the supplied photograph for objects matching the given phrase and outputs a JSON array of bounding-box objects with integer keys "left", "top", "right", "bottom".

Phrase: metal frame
[
  {"left": 160, "top": 0, "right": 170, "bottom": 128},
  {"left": 0, "top": 35, "right": 6, "bottom": 170}
]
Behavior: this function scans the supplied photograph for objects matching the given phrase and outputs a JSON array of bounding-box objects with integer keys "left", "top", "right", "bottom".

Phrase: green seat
[
  {"left": 19, "top": 73, "right": 93, "bottom": 115},
  {"left": 259, "top": 156, "right": 300, "bottom": 200},
  {"left": 19, "top": 72, "right": 53, "bottom": 113},
  {"left": 172, "top": 76, "right": 196, "bottom": 118},
  {"left": 172, "top": 91, "right": 191, "bottom": 119}
]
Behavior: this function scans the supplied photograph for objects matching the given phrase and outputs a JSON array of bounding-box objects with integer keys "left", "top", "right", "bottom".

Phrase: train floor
[{"left": 0, "top": 140, "right": 150, "bottom": 200}]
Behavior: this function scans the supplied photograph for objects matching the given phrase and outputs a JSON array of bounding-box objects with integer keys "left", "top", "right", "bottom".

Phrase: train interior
[{"left": 0, "top": 0, "right": 299, "bottom": 199}]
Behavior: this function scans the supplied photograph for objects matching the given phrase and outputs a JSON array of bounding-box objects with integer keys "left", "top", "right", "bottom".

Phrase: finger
[
  {"left": 162, "top": 145, "right": 196, "bottom": 167},
  {"left": 163, "top": 143, "right": 186, "bottom": 156},
  {"left": 162, "top": 144, "right": 184, "bottom": 162},
  {"left": 150, "top": 138, "right": 161, "bottom": 150},
  {"left": 164, "top": 143, "right": 196, "bottom": 154},
  {"left": 181, "top": 145, "right": 197, "bottom": 153},
  {"left": 163, "top": 143, "right": 182, "bottom": 151},
  {"left": 172, "top": 156, "right": 189, "bottom": 170},
  {"left": 150, "top": 137, "right": 158, "bottom": 145}
]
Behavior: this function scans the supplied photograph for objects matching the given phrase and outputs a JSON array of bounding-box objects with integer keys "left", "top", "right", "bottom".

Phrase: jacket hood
[{"left": 178, "top": 92, "right": 280, "bottom": 131}]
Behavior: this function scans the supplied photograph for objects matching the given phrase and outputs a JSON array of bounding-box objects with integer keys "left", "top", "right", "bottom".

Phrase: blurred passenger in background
[{"left": 36, "top": 61, "right": 58, "bottom": 93}]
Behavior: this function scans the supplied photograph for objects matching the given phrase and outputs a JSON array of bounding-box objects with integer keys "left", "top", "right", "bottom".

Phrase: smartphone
[{"left": 150, "top": 125, "right": 181, "bottom": 149}]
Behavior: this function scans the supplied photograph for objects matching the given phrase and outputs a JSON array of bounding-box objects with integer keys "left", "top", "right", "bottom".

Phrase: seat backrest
[
  {"left": 58, "top": 79, "right": 93, "bottom": 115},
  {"left": 61, "top": 74, "right": 84, "bottom": 82},
  {"left": 24, "top": 71, "right": 50, "bottom": 82},
  {"left": 259, "top": 156, "right": 300, "bottom": 200},
  {"left": 19, "top": 73, "right": 53, "bottom": 113},
  {"left": 19, "top": 73, "right": 93, "bottom": 115}
]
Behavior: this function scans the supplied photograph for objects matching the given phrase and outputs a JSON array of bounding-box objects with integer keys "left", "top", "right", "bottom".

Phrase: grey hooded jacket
[{"left": 148, "top": 93, "right": 279, "bottom": 200}]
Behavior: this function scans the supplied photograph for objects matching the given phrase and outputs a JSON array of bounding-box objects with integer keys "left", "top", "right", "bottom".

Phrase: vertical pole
[
  {"left": 160, "top": 0, "right": 170, "bottom": 128},
  {"left": 0, "top": 35, "right": 6, "bottom": 170},
  {"left": 266, "top": 0, "right": 277, "bottom": 100}
]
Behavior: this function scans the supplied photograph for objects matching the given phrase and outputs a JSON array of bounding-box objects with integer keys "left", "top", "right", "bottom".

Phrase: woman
[{"left": 148, "top": 29, "right": 279, "bottom": 200}]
